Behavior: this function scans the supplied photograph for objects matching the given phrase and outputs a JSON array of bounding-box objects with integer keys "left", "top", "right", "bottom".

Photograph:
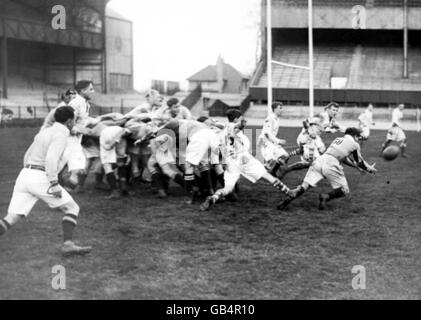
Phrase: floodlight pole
[
  {"left": 308, "top": 0, "right": 314, "bottom": 117},
  {"left": 267, "top": 0, "right": 273, "bottom": 114}
]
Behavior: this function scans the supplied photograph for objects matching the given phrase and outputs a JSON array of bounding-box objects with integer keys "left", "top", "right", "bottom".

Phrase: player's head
[
  {"left": 167, "top": 98, "right": 181, "bottom": 116},
  {"left": 345, "top": 127, "right": 363, "bottom": 141},
  {"left": 307, "top": 117, "right": 323, "bottom": 138},
  {"left": 61, "top": 89, "right": 77, "bottom": 104},
  {"left": 226, "top": 109, "right": 243, "bottom": 123},
  {"left": 75, "top": 80, "right": 94, "bottom": 100},
  {"left": 325, "top": 102, "right": 339, "bottom": 117},
  {"left": 54, "top": 106, "right": 75, "bottom": 130},
  {"left": 145, "top": 89, "right": 162, "bottom": 106},
  {"left": 367, "top": 104, "right": 374, "bottom": 111},
  {"left": 271, "top": 101, "right": 283, "bottom": 116},
  {"left": 1, "top": 108, "right": 14, "bottom": 122},
  {"left": 398, "top": 104, "right": 405, "bottom": 110}
]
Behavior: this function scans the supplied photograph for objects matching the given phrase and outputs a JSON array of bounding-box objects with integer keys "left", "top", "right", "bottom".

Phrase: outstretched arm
[{"left": 351, "top": 149, "right": 377, "bottom": 173}]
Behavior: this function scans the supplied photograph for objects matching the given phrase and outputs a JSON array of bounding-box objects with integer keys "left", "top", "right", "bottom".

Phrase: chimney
[{"left": 216, "top": 55, "right": 224, "bottom": 93}]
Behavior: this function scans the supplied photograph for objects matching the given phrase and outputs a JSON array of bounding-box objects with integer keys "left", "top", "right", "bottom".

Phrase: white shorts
[
  {"left": 100, "top": 139, "right": 127, "bottom": 165},
  {"left": 7, "top": 168, "right": 74, "bottom": 216},
  {"left": 224, "top": 153, "right": 267, "bottom": 185},
  {"left": 304, "top": 154, "right": 349, "bottom": 193},
  {"left": 186, "top": 129, "right": 220, "bottom": 166},
  {"left": 149, "top": 149, "right": 176, "bottom": 170},
  {"left": 387, "top": 126, "right": 406, "bottom": 142},
  {"left": 83, "top": 144, "right": 100, "bottom": 159},
  {"left": 259, "top": 140, "right": 289, "bottom": 163},
  {"left": 64, "top": 136, "right": 87, "bottom": 171},
  {"left": 360, "top": 126, "right": 370, "bottom": 139}
]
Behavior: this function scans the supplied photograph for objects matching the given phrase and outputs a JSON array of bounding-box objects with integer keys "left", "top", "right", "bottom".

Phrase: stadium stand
[
  {"left": 249, "top": 0, "right": 421, "bottom": 106},
  {"left": 256, "top": 44, "right": 421, "bottom": 91}
]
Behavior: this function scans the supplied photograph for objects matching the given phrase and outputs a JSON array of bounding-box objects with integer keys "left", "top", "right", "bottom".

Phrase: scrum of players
[
  {"left": 41, "top": 84, "right": 411, "bottom": 212},
  {"left": 1, "top": 80, "right": 410, "bottom": 255}
]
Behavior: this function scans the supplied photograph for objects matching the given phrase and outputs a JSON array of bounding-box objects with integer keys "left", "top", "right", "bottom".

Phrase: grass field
[{"left": 0, "top": 126, "right": 420, "bottom": 300}]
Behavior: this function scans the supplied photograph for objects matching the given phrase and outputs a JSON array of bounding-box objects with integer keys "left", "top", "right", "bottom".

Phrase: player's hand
[
  {"left": 47, "top": 183, "right": 62, "bottom": 198},
  {"left": 366, "top": 163, "right": 377, "bottom": 174},
  {"left": 277, "top": 139, "right": 286, "bottom": 145}
]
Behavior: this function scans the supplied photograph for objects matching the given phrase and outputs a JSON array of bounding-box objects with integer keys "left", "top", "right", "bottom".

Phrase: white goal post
[{"left": 266, "top": 0, "right": 314, "bottom": 117}]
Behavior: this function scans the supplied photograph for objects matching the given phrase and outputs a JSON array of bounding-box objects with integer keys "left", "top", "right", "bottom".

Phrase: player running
[
  {"left": 278, "top": 127, "right": 377, "bottom": 211},
  {"left": 200, "top": 109, "right": 290, "bottom": 211},
  {"left": 0, "top": 107, "right": 92, "bottom": 256},
  {"left": 381, "top": 104, "right": 408, "bottom": 158},
  {"left": 358, "top": 104, "right": 375, "bottom": 140},
  {"left": 278, "top": 118, "right": 326, "bottom": 179},
  {"left": 258, "top": 102, "right": 289, "bottom": 177}
]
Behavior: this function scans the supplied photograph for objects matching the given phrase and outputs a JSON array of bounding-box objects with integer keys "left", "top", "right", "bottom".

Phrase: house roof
[
  {"left": 206, "top": 93, "right": 247, "bottom": 106},
  {"left": 188, "top": 62, "right": 249, "bottom": 82}
]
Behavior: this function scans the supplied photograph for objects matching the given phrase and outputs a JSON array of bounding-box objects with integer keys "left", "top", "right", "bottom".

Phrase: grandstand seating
[
  {"left": 277, "top": 0, "right": 421, "bottom": 7},
  {"left": 256, "top": 44, "right": 421, "bottom": 91}
]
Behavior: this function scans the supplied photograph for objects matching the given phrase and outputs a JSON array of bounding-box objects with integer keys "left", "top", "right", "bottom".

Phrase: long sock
[
  {"left": 213, "top": 189, "right": 225, "bottom": 202},
  {"left": 216, "top": 173, "right": 225, "bottom": 188},
  {"left": 62, "top": 214, "right": 77, "bottom": 242},
  {"left": 400, "top": 146, "right": 406, "bottom": 157},
  {"left": 288, "top": 148, "right": 301, "bottom": 157},
  {"left": 210, "top": 170, "right": 218, "bottom": 190},
  {"left": 200, "top": 170, "right": 214, "bottom": 195},
  {"left": 106, "top": 173, "right": 118, "bottom": 190},
  {"left": 272, "top": 180, "right": 290, "bottom": 194},
  {"left": 0, "top": 219, "right": 10, "bottom": 236},
  {"left": 184, "top": 174, "right": 195, "bottom": 193},
  {"left": 173, "top": 173, "right": 184, "bottom": 187},
  {"left": 118, "top": 166, "right": 128, "bottom": 191},
  {"left": 151, "top": 172, "right": 164, "bottom": 190},
  {"left": 382, "top": 140, "right": 391, "bottom": 151},
  {"left": 78, "top": 172, "right": 88, "bottom": 187},
  {"left": 327, "top": 188, "right": 345, "bottom": 201},
  {"left": 95, "top": 172, "right": 103, "bottom": 184},
  {"left": 271, "top": 163, "right": 281, "bottom": 176}
]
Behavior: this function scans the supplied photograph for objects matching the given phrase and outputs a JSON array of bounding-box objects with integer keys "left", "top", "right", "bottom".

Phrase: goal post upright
[
  {"left": 266, "top": 0, "right": 314, "bottom": 118},
  {"left": 308, "top": 0, "right": 314, "bottom": 118},
  {"left": 267, "top": 0, "right": 273, "bottom": 115}
]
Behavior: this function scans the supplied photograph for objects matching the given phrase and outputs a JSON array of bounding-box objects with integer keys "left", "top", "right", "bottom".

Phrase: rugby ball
[{"left": 382, "top": 145, "right": 400, "bottom": 161}]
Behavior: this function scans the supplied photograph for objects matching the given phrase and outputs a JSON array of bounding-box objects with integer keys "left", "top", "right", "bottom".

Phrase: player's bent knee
[
  {"left": 58, "top": 200, "right": 80, "bottom": 217},
  {"left": 161, "top": 164, "right": 177, "bottom": 179},
  {"left": 184, "top": 163, "right": 194, "bottom": 175},
  {"left": 342, "top": 186, "right": 350, "bottom": 195},
  {"left": 103, "top": 163, "right": 114, "bottom": 174}
]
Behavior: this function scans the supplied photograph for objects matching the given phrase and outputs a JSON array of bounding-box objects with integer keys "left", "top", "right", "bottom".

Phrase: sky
[{"left": 108, "top": 0, "right": 262, "bottom": 91}]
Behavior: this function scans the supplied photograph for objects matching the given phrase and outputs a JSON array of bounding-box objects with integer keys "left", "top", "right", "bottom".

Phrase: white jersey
[
  {"left": 68, "top": 94, "right": 91, "bottom": 131},
  {"left": 296, "top": 131, "right": 325, "bottom": 162},
  {"left": 318, "top": 111, "right": 346, "bottom": 133},
  {"left": 258, "top": 113, "right": 282, "bottom": 145},
  {"left": 391, "top": 108, "right": 403, "bottom": 127},
  {"left": 325, "top": 134, "right": 360, "bottom": 162},
  {"left": 223, "top": 123, "right": 250, "bottom": 161},
  {"left": 358, "top": 110, "right": 374, "bottom": 128}
]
